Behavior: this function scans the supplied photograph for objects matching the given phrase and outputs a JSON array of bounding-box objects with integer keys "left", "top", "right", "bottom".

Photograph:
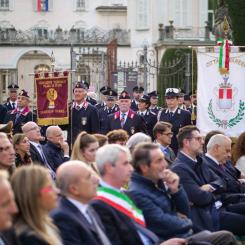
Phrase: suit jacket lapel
[{"left": 60, "top": 197, "right": 97, "bottom": 233}]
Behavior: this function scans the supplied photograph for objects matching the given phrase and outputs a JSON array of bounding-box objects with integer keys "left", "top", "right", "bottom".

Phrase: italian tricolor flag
[
  {"left": 217, "top": 38, "right": 232, "bottom": 74},
  {"left": 37, "top": 0, "right": 48, "bottom": 12},
  {"left": 95, "top": 187, "right": 146, "bottom": 227}
]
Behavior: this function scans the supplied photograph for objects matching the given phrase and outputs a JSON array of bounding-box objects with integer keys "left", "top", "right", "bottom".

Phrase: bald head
[
  {"left": 56, "top": 160, "right": 98, "bottom": 203},
  {"left": 22, "top": 122, "right": 42, "bottom": 142},
  {"left": 46, "top": 126, "right": 64, "bottom": 145},
  {"left": 207, "top": 134, "right": 232, "bottom": 164}
]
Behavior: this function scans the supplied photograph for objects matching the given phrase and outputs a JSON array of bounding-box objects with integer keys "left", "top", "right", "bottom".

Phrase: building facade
[{"left": 0, "top": 0, "right": 213, "bottom": 101}]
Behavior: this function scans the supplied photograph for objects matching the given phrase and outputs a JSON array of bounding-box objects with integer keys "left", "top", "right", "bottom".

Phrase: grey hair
[
  {"left": 126, "top": 133, "right": 152, "bottom": 152},
  {"left": 207, "top": 134, "right": 231, "bottom": 151},
  {"left": 96, "top": 144, "right": 131, "bottom": 176}
]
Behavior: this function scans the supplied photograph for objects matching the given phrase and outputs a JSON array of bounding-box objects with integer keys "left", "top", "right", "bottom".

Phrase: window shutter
[
  {"left": 33, "top": 0, "right": 37, "bottom": 11},
  {"left": 48, "top": 0, "right": 53, "bottom": 11},
  {"left": 9, "top": 0, "right": 14, "bottom": 11}
]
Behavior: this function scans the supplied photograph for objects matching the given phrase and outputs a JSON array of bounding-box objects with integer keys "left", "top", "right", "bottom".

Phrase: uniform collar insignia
[
  {"left": 11, "top": 106, "right": 30, "bottom": 115},
  {"left": 128, "top": 109, "right": 135, "bottom": 119},
  {"left": 114, "top": 111, "right": 120, "bottom": 119}
]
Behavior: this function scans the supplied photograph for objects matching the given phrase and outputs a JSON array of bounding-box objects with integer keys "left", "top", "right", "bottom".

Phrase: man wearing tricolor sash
[{"left": 91, "top": 144, "right": 186, "bottom": 245}]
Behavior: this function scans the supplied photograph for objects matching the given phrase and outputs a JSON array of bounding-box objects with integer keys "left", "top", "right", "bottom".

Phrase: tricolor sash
[{"left": 95, "top": 187, "right": 145, "bottom": 227}]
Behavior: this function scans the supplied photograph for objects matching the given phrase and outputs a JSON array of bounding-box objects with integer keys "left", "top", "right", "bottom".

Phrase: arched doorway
[{"left": 17, "top": 50, "right": 51, "bottom": 99}]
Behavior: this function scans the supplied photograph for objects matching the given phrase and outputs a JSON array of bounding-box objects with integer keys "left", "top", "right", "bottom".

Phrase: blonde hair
[
  {"left": 11, "top": 165, "right": 61, "bottom": 245},
  {"left": 71, "top": 131, "right": 98, "bottom": 162}
]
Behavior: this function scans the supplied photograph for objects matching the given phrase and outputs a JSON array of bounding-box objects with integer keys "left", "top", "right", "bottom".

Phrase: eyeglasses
[{"left": 189, "top": 136, "right": 203, "bottom": 142}]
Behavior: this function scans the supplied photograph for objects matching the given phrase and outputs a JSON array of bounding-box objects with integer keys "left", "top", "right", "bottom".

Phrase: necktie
[
  {"left": 121, "top": 113, "right": 126, "bottom": 128},
  {"left": 86, "top": 208, "right": 111, "bottom": 245},
  {"left": 37, "top": 145, "right": 56, "bottom": 179},
  {"left": 169, "top": 112, "right": 174, "bottom": 118},
  {"left": 15, "top": 111, "right": 21, "bottom": 123},
  {"left": 12, "top": 102, "right": 15, "bottom": 109},
  {"left": 140, "top": 112, "right": 144, "bottom": 116}
]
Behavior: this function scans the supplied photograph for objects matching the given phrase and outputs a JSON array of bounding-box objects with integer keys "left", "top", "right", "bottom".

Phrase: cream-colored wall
[{"left": 0, "top": 0, "right": 127, "bottom": 31}]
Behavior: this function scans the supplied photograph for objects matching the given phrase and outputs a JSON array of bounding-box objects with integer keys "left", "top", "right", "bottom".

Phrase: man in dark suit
[
  {"left": 43, "top": 126, "right": 70, "bottom": 172},
  {"left": 51, "top": 160, "right": 111, "bottom": 245},
  {"left": 0, "top": 171, "right": 21, "bottom": 245},
  {"left": 91, "top": 144, "right": 186, "bottom": 245},
  {"left": 137, "top": 94, "right": 157, "bottom": 139},
  {"left": 67, "top": 82, "right": 100, "bottom": 145},
  {"left": 171, "top": 125, "right": 245, "bottom": 235},
  {"left": 106, "top": 90, "right": 147, "bottom": 137},
  {"left": 158, "top": 88, "right": 192, "bottom": 154},
  {"left": 4, "top": 90, "right": 36, "bottom": 134},
  {"left": 128, "top": 143, "right": 236, "bottom": 244},
  {"left": 4, "top": 84, "right": 19, "bottom": 111},
  {"left": 22, "top": 122, "right": 56, "bottom": 179},
  {"left": 204, "top": 134, "right": 245, "bottom": 194},
  {"left": 98, "top": 88, "right": 119, "bottom": 134}
]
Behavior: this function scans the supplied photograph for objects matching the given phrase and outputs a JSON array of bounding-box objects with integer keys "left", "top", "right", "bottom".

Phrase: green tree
[{"left": 224, "top": 0, "right": 245, "bottom": 45}]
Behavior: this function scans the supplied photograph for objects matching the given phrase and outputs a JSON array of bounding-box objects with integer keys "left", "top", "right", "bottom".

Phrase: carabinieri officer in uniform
[{"left": 157, "top": 88, "right": 192, "bottom": 154}]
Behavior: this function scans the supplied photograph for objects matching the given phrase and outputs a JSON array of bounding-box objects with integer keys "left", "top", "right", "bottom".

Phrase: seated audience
[
  {"left": 12, "top": 133, "right": 32, "bottom": 167},
  {"left": 128, "top": 143, "right": 236, "bottom": 244},
  {"left": 71, "top": 131, "right": 100, "bottom": 176},
  {"left": 52, "top": 160, "right": 110, "bottom": 245},
  {"left": 11, "top": 165, "right": 62, "bottom": 245},
  {"left": 171, "top": 125, "right": 245, "bottom": 235},
  {"left": 126, "top": 132, "right": 151, "bottom": 153},
  {"left": 106, "top": 129, "right": 129, "bottom": 145},
  {"left": 91, "top": 144, "right": 186, "bottom": 245},
  {"left": 22, "top": 122, "right": 56, "bottom": 179},
  {"left": 43, "top": 126, "right": 70, "bottom": 172},
  {"left": 233, "top": 131, "right": 245, "bottom": 174}
]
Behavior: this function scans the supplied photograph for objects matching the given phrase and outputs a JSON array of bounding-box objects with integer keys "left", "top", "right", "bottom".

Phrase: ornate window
[
  {"left": 0, "top": 0, "right": 9, "bottom": 10},
  {"left": 136, "top": 0, "right": 149, "bottom": 30}
]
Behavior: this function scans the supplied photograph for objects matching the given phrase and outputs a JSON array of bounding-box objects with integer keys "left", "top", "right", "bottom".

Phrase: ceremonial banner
[
  {"left": 35, "top": 73, "right": 68, "bottom": 125},
  {"left": 197, "top": 48, "right": 245, "bottom": 137}
]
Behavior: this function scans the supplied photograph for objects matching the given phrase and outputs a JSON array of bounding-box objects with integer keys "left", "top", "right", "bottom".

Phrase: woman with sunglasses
[
  {"left": 71, "top": 131, "right": 100, "bottom": 177},
  {"left": 11, "top": 165, "right": 62, "bottom": 245}
]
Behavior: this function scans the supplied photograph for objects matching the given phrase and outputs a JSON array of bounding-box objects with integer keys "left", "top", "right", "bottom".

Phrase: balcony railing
[{"left": 0, "top": 26, "right": 130, "bottom": 45}]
